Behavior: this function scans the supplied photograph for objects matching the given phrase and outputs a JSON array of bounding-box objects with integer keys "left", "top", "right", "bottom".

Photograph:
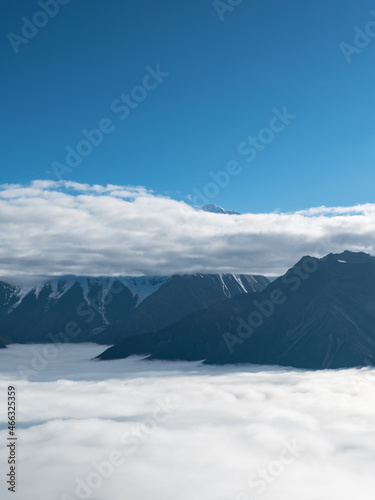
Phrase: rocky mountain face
[
  {"left": 95, "top": 274, "right": 269, "bottom": 344},
  {"left": 98, "top": 251, "right": 375, "bottom": 370},
  {"left": 0, "top": 274, "right": 269, "bottom": 346}
]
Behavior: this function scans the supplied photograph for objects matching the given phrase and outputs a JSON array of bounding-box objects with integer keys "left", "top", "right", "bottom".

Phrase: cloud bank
[
  {"left": 1, "top": 180, "right": 375, "bottom": 279},
  {"left": 0, "top": 344, "right": 374, "bottom": 500}
]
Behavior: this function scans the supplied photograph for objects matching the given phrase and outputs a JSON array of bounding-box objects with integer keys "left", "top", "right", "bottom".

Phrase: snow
[
  {"left": 5, "top": 275, "right": 169, "bottom": 313},
  {"left": 232, "top": 274, "right": 250, "bottom": 293},
  {"left": 7, "top": 286, "right": 32, "bottom": 313},
  {"left": 117, "top": 276, "right": 169, "bottom": 306},
  {"left": 4, "top": 273, "right": 262, "bottom": 314},
  {"left": 217, "top": 274, "right": 231, "bottom": 297},
  {"left": 201, "top": 203, "right": 241, "bottom": 215}
]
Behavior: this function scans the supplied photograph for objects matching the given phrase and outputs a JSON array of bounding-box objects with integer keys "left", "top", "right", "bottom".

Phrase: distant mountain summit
[
  {"left": 201, "top": 204, "right": 241, "bottom": 215},
  {"left": 98, "top": 251, "right": 375, "bottom": 369}
]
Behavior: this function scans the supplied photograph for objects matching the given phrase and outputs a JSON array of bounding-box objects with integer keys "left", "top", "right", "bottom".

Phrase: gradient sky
[{"left": 2, "top": 0, "right": 375, "bottom": 213}]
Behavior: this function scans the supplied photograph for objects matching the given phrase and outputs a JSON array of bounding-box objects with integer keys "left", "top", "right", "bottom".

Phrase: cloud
[
  {"left": 0, "top": 344, "right": 375, "bottom": 500},
  {"left": 1, "top": 180, "right": 375, "bottom": 279}
]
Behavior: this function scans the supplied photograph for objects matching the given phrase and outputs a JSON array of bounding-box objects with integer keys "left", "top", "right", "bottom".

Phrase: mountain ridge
[
  {"left": 98, "top": 251, "right": 375, "bottom": 369},
  {"left": 0, "top": 273, "right": 269, "bottom": 346}
]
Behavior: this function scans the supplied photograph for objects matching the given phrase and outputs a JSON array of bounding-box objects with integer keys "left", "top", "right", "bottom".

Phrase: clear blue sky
[{"left": 2, "top": 0, "right": 375, "bottom": 213}]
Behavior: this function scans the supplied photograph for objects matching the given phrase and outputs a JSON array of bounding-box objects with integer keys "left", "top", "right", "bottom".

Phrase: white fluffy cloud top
[
  {"left": 0, "top": 344, "right": 375, "bottom": 500},
  {"left": 0, "top": 180, "right": 374, "bottom": 279}
]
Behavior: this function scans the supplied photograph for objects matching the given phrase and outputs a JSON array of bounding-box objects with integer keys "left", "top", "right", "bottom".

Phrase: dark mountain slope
[
  {"left": 98, "top": 251, "right": 375, "bottom": 369},
  {"left": 0, "top": 274, "right": 269, "bottom": 344},
  {"left": 95, "top": 274, "right": 269, "bottom": 344}
]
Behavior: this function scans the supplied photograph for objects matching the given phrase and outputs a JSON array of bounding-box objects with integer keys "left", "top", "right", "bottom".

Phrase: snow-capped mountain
[
  {"left": 0, "top": 273, "right": 269, "bottom": 345},
  {"left": 7, "top": 276, "right": 168, "bottom": 315},
  {"left": 201, "top": 204, "right": 241, "bottom": 215}
]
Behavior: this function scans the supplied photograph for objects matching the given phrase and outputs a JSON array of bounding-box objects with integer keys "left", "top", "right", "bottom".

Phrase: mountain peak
[
  {"left": 201, "top": 204, "right": 241, "bottom": 215},
  {"left": 97, "top": 250, "right": 375, "bottom": 369},
  {"left": 325, "top": 250, "right": 374, "bottom": 264}
]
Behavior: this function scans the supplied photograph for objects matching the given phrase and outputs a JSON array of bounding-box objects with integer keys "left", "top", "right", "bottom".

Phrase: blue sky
[{"left": 2, "top": 0, "right": 375, "bottom": 213}]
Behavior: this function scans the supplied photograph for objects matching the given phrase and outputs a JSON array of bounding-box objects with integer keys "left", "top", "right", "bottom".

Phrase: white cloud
[
  {"left": 0, "top": 180, "right": 375, "bottom": 279},
  {"left": 0, "top": 344, "right": 375, "bottom": 500}
]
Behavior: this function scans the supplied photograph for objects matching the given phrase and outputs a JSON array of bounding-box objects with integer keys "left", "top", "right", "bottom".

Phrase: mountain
[
  {"left": 94, "top": 273, "right": 269, "bottom": 344},
  {"left": 0, "top": 276, "right": 163, "bottom": 344},
  {"left": 98, "top": 251, "right": 375, "bottom": 369},
  {"left": 0, "top": 274, "right": 269, "bottom": 344},
  {"left": 201, "top": 204, "right": 241, "bottom": 215}
]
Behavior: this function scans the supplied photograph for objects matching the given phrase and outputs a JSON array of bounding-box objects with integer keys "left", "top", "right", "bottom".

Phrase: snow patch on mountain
[
  {"left": 5, "top": 275, "right": 170, "bottom": 313},
  {"left": 231, "top": 274, "right": 249, "bottom": 293},
  {"left": 217, "top": 274, "right": 231, "bottom": 297},
  {"left": 117, "top": 276, "right": 169, "bottom": 306}
]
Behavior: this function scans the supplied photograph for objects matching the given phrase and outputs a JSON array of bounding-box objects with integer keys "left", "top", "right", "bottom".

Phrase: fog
[{"left": 0, "top": 344, "right": 374, "bottom": 499}]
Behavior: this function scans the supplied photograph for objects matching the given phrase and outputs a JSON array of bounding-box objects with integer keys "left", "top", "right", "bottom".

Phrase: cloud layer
[
  {"left": 1, "top": 180, "right": 375, "bottom": 279},
  {"left": 0, "top": 344, "right": 375, "bottom": 500}
]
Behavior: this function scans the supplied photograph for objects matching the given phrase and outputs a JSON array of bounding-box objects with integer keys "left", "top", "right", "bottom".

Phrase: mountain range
[
  {"left": 4, "top": 250, "right": 375, "bottom": 370},
  {"left": 0, "top": 273, "right": 269, "bottom": 346},
  {"left": 98, "top": 251, "right": 375, "bottom": 369}
]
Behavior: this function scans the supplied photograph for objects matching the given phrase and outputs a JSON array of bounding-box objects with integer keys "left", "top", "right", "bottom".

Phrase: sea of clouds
[
  {"left": 1, "top": 180, "right": 375, "bottom": 280},
  {"left": 0, "top": 343, "right": 374, "bottom": 499}
]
